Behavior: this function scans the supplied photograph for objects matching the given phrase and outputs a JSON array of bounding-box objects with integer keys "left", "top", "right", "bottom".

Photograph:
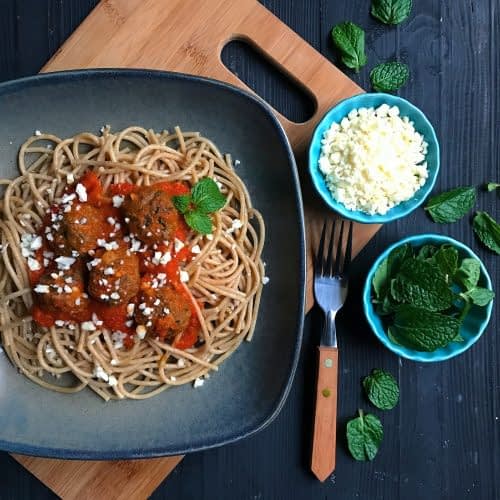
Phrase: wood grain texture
[
  {"left": 0, "top": 1, "right": 499, "bottom": 499},
  {"left": 12, "top": 455, "right": 183, "bottom": 500},
  {"left": 311, "top": 347, "right": 339, "bottom": 482}
]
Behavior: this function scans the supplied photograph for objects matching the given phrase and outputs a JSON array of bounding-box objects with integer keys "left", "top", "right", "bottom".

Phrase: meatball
[
  {"left": 135, "top": 283, "right": 191, "bottom": 341},
  {"left": 48, "top": 204, "right": 119, "bottom": 254},
  {"left": 36, "top": 261, "right": 89, "bottom": 317},
  {"left": 88, "top": 247, "right": 140, "bottom": 305},
  {"left": 122, "top": 185, "right": 180, "bottom": 245}
]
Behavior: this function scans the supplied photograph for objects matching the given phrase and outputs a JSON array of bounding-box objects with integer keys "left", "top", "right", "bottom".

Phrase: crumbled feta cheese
[
  {"left": 318, "top": 105, "right": 429, "bottom": 215},
  {"left": 55, "top": 320, "right": 65, "bottom": 327},
  {"left": 193, "top": 377, "right": 204, "bottom": 388},
  {"left": 112, "top": 195, "right": 124, "bottom": 208},
  {"left": 104, "top": 267, "right": 115, "bottom": 275},
  {"left": 63, "top": 285, "right": 72, "bottom": 293},
  {"left": 81, "top": 321, "right": 96, "bottom": 331},
  {"left": 93, "top": 364, "right": 109, "bottom": 382},
  {"left": 27, "top": 257, "right": 41, "bottom": 271},
  {"left": 170, "top": 376, "right": 177, "bottom": 382},
  {"left": 126, "top": 303, "right": 135, "bottom": 316},
  {"left": 136, "top": 325, "right": 147, "bottom": 339},
  {"left": 262, "top": 276, "right": 270, "bottom": 285},
  {"left": 174, "top": 238, "right": 184, "bottom": 253},
  {"left": 66, "top": 173, "right": 75, "bottom": 184},
  {"left": 226, "top": 219, "right": 243, "bottom": 234},
  {"left": 75, "top": 183, "right": 87, "bottom": 202},
  {"left": 191, "top": 244, "right": 201, "bottom": 254},
  {"left": 34, "top": 284, "right": 50, "bottom": 294},
  {"left": 112, "top": 331, "right": 126, "bottom": 349},
  {"left": 55, "top": 256, "right": 76, "bottom": 270},
  {"left": 177, "top": 358, "right": 185, "bottom": 368},
  {"left": 110, "top": 292, "right": 120, "bottom": 301},
  {"left": 108, "top": 375, "right": 118, "bottom": 387},
  {"left": 179, "top": 270, "right": 189, "bottom": 283},
  {"left": 34, "top": 130, "right": 42, "bottom": 136},
  {"left": 110, "top": 358, "right": 119, "bottom": 366}
]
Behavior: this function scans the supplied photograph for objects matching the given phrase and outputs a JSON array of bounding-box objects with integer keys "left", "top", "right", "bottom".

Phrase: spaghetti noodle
[{"left": 0, "top": 126, "right": 265, "bottom": 400}]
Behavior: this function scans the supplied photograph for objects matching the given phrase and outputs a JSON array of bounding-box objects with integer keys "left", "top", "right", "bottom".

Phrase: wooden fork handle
[{"left": 311, "top": 346, "right": 339, "bottom": 482}]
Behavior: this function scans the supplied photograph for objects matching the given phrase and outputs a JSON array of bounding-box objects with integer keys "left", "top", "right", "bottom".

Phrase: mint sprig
[
  {"left": 173, "top": 178, "right": 226, "bottom": 235},
  {"left": 371, "top": 0, "right": 412, "bottom": 25},
  {"left": 370, "top": 61, "right": 409, "bottom": 93},
  {"left": 331, "top": 22, "right": 367, "bottom": 73}
]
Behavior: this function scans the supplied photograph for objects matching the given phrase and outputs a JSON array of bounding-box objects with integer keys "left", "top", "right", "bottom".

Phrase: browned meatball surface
[
  {"left": 135, "top": 282, "right": 191, "bottom": 341},
  {"left": 122, "top": 186, "right": 179, "bottom": 245},
  {"left": 36, "top": 261, "right": 89, "bottom": 317},
  {"left": 88, "top": 247, "right": 140, "bottom": 304},
  {"left": 48, "top": 204, "right": 115, "bottom": 255}
]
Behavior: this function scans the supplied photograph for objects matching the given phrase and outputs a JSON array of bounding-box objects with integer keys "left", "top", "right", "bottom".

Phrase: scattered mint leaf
[
  {"left": 371, "top": 0, "right": 412, "bottom": 25},
  {"left": 184, "top": 211, "right": 212, "bottom": 235},
  {"left": 370, "top": 62, "right": 409, "bottom": 93},
  {"left": 191, "top": 178, "right": 226, "bottom": 213},
  {"left": 331, "top": 22, "right": 367, "bottom": 72},
  {"left": 173, "top": 177, "right": 226, "bottom": 235},
  {"left": 487, "top": 182, "right": 499, "bottom": 192},
  {"left": 172, "top": 194, "right": 191, "bottom": 214},
  {"left": 473, "top": 211, "right": 500, "bottom": 255},
  {"left": 454, "top": 258, "right": 481, "bottom": 290},
  {"left": 391, "top": 258, "right": 453, "bottom": 311},
  {"left": 463, "top": 287, "right": 495, "bottom": 307},
  {"left": 391, "top": 305, "right": 461, "bottom": 352},
  {"left": 363, "top": 369, "right": 399, "bottom": 410},
  {"left": 424, "top": 186, "right": 476, "bottom": 224},
  {"left": 346, "top": 410, "right": 383, "bottom": 461}
]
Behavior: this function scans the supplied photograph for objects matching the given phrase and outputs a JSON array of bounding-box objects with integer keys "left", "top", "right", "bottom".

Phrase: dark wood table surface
[{"left": 1, "top": 1, "right": 498, "bottom": 499}]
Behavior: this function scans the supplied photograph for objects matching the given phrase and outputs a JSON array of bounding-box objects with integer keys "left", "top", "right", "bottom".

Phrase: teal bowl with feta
[
  {"left": 363, "top": 234, "right": 494, "bottom": 362},
  {"left": 308, "top": 93, "right": 440, "bottom": 223}
]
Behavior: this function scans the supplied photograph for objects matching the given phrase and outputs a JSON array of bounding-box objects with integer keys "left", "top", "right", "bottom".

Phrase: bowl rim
[
  {"left": 308, "top": 92, "right": 440, "bottom": 224},
  {"left": 362, "top": 233, "right": 494, "bottom": 362}
]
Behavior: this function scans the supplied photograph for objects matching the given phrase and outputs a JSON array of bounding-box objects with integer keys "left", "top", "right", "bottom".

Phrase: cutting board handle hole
[{"left": 221, "top": 38, "right": 316, "bottom": 124}]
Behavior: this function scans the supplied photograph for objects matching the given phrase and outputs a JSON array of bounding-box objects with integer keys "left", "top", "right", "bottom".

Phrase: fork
[{"left": 311, "top": 219, "right": 353, "bottom": 482}]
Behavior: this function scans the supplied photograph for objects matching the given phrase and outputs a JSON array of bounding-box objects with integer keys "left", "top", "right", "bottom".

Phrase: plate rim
[{"left": 0, "top": 68, "right": 306, "bottom": 459}]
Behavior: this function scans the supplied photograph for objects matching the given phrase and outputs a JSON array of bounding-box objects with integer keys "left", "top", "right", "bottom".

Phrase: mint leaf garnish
[
  {"left": 331, "top": 22, "right": 367, "bottom": 72},
  {"left": 463, "top": 287, "right": 495, "bottom": 307},
  {"left": 363, "top": 369, "right": 399, "bottom": 410},
  {"left": 192, "top": 178, "right": 226, "bottom": 213},
  {"left": 391, "top": 258, "right": 453, "bottom": 311},
  {"left": 346, "top": 410, "right": 383, "bottom": 461},
  {"left": 370, "top": 62, "right": 409, "bottom": 93},
  {"left": 430, "top": 246, "right": 458, "bottom": 278},
  {"left": 473, "top": 211, "right": 500, "bottom": 255},
  {"left": 454, "top": 258, "right": 481, "bottom": 290},
  {"left": 424, "top": 186, "right": 476, "bottom": 224},
  {"left": 486, "top": 182, "right": 499, "bottom": 192},
  {"left": 392, "top": 305, "right": 461, "bottom": 352},
  {"left": 173, "top": 194, "right": 191, "bottom": 214},
  {"left": 371, "top": 0, "right": 412, "bottom": 25},
  {"left": 173, "top": 178, "right": 226, "bottom": 235},
  {"left": 184, "top": 211, "right": 213, "bottom": 235}
]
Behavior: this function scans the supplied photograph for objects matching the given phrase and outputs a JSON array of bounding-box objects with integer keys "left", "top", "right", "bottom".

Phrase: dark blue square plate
[{"left": 0, "top": 69, "right": 305, "bottom": 459}]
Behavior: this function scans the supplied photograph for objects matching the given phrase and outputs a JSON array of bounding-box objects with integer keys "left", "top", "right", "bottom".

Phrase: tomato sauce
[{"left": 29, "top": 174, "right": 200, "bottom": 350}]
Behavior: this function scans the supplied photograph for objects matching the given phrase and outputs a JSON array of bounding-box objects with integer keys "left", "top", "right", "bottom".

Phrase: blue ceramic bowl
[
  {"left": 309, "top": 93, "right": 440, "bottom": 224},
  {"left": 363, "top": 234, "right": 494, "bottom": 362}
]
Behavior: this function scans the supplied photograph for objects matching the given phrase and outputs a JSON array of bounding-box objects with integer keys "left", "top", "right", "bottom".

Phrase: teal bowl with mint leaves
[
  {"left": 363, "top": 234, "right": 494, "bottom": 362},
  {"left": 308, "top": 93, "right": 440, "bottom": 224}
]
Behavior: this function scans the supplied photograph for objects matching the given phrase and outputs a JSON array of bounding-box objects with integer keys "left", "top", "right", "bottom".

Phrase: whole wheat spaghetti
[{"left": 0, "top": 126, "right": 265, "bottom": 400}]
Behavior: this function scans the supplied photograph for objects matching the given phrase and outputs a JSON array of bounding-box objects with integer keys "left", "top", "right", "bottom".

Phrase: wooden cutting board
[{"left": 12, "top": 0, "right": 381, "bottom": 497}]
